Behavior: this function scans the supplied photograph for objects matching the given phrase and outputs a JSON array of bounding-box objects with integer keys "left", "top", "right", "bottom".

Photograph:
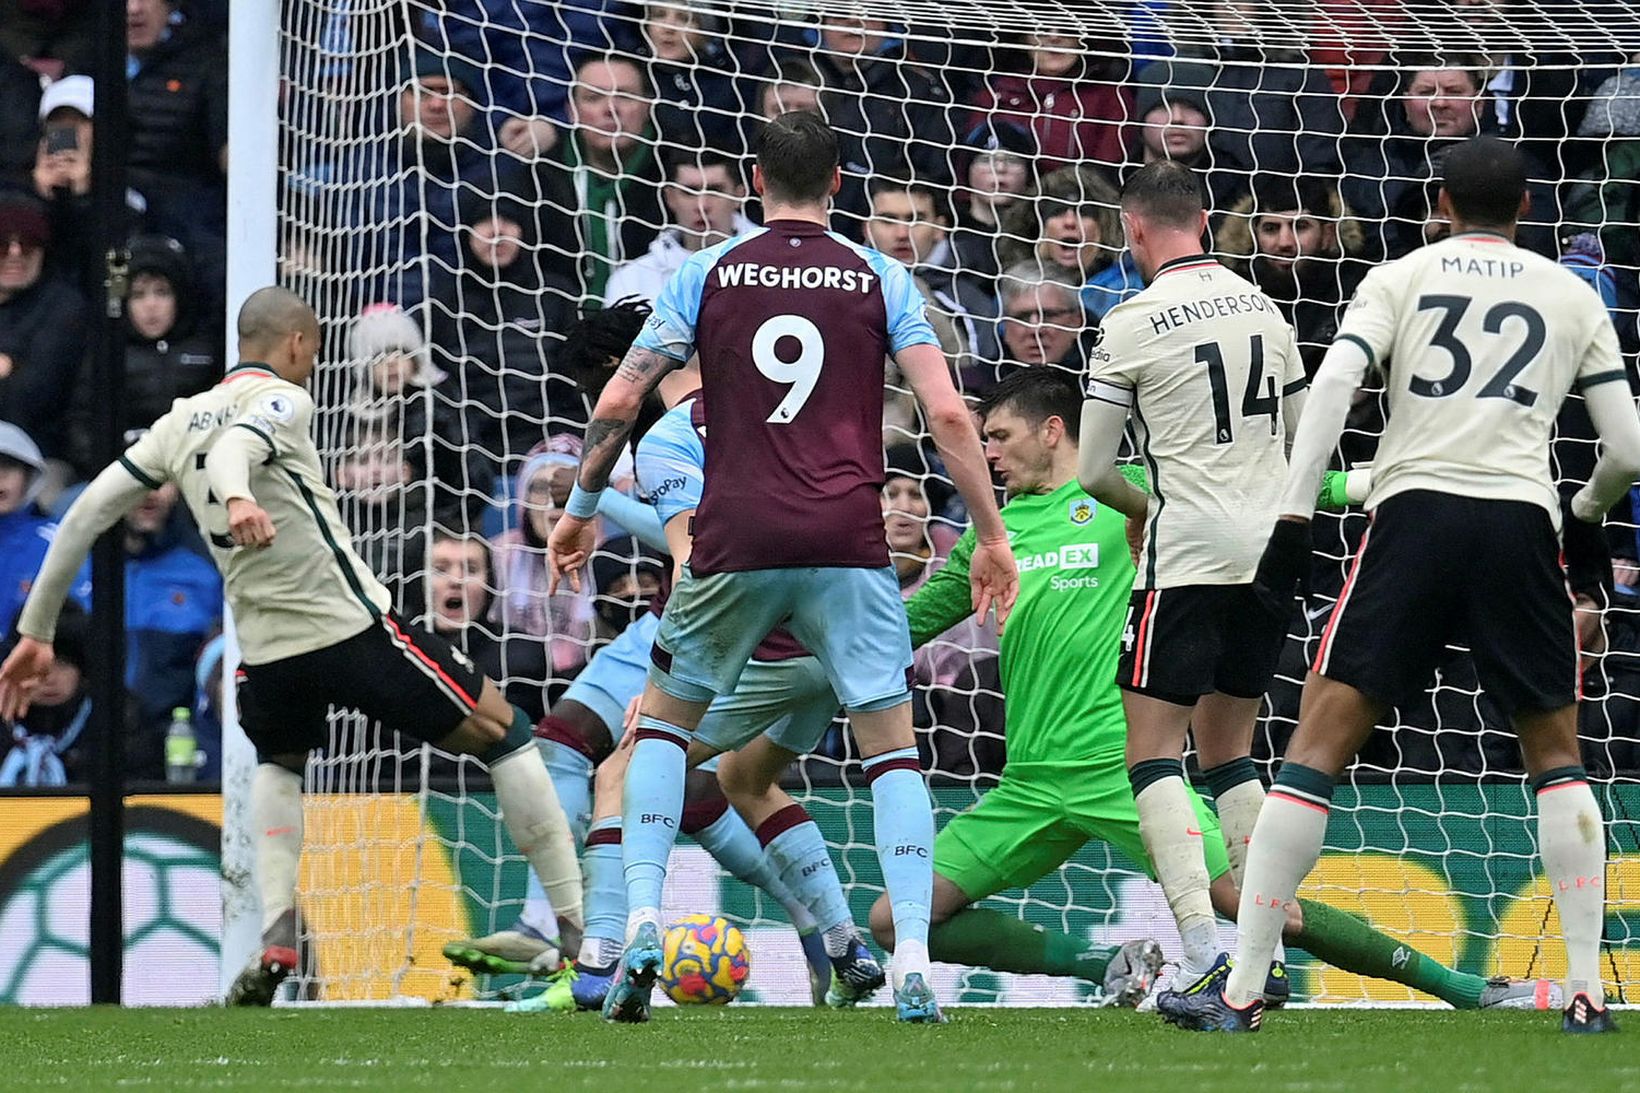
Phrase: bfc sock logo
[{"left": 891, "top": 844, "right": 929, "bottom": 858}]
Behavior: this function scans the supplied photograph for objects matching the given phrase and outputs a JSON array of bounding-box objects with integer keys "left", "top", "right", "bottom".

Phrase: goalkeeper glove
[{"left": 1252, "top": 518, "right": 1313, "bottom": 619}]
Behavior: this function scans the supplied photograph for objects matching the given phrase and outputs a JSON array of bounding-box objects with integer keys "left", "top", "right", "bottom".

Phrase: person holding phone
[{"left": 29, "top": 76, "right": 148, "bottom": 305}]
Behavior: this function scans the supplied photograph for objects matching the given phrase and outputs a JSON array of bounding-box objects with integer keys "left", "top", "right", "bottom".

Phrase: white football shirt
[
  {"left": 1334, "top": 231, "right": 1626, "bottom": 522},
  {"left": 119, "top": 364, "right": 391, "bottom": 663},
  {"left": 1086, "top": 255, "right": 1306, "bottom": 588}
]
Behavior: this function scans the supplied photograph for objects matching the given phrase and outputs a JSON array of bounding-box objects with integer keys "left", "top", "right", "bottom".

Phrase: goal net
[{"left": 258, "top": 0, "right": 1640, "bottom": 1004}]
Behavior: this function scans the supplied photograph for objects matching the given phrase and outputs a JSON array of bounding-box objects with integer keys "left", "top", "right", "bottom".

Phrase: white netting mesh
[{"left": 266, "top": 0, "right": 1640, "bottom": 1003}]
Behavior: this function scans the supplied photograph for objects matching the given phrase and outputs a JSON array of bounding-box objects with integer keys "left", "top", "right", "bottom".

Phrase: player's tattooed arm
[{"left": 576, "top": 347, "right": 679, "bottom": 491}]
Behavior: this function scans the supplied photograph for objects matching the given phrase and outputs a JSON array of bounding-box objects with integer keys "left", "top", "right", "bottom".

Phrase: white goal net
[{"left": 256, "top": 0, "right": 1640, "bottom": 1004}]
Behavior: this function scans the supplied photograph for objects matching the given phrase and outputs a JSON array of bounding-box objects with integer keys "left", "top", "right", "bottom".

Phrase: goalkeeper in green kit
[{"left": 867, "top": 369, "right": 1554, "bottom": 1011}]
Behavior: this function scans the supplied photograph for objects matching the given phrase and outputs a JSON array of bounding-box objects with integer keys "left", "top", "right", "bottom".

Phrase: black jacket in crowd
[{"left": 0, "top": 275, "right": 89, "bottom": 461}]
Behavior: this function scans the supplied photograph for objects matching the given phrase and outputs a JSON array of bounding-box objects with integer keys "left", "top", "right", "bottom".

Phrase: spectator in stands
[
  {"left": 126, "top": 0, "right": 228, "bottom": 289},
  {"left": 0, "top": 421, "right": 87, "bottom": 641},
  {"left": 331, "top": 416, "right": 434, "bottom": 596},
  {"left": 90, "top": 236, "right": 217, "bottom": 456},
  {"left": 1340, "top": 54, "right": 1496, "bottom": 259},
  {"left": 1125, "top": 79, "right": 1249, "bottom": 213},
  {"left": 863, "top": 178, "right": 978, "bottom": 366},
  {"left": 1136, "top": 8, "right": 1344, "bottom": 185},
  {"left": 1216, "top": 174, "right": 1371, "bottom": 375},
  {"left": 122, "top": 481, "right": 221, "bottom": 778},
  {"left": 489, "top": 435, "right": 595, "bottom": 681},
  {"left": 604, "top": 150, "right": 752, "bottom": 306},
  {"left": 808, "top": 16, "right": 957, "bottom": 236},
  {"left": 949, "top": 120, "right": 1039, "bottom": 296},
  {"left": 588, "top": 535, "right": 666, "bottom": 644},
  {"left": 640, "top": 3, "right": 741, "bottom": 153},
  {"left": 362, "top": 50, "right": 499, "bottom": 309},
  {"left": 758, "top": 59, "right": 823, "bottom": 120},
  {"left": 999, "top": 166, "right": 1139, "bottom": 325},
  {"left": 986, "top": 263, "right": 1087, "bottom": 387},
  {"left": 511, "top": 53, "right": 664, "bottom": 305},
  {"left": 1565, "top": 64, "right": 1640, "bottom": 348},
  {"left": 30, "top": 76, "right": 150, "bottom": 301},
  {"left": 0, "top": 601, "right": 89, "bottom": 786},
  {"left": 345, "top": 302, "right": 476, "bottom": 519},
  {"left": 0, "top": 0, "right": 93, "bottom": 73},
  {"left": 0, "top": 54, "right": 42, "bottom": 191},
  {"left": 413, "top": 528, "right": 550, "bottom": 722},
  {"left": 414, "top": 0, "right": 636, "bottom": 129},
  {"left": 432, "top": 190, "right": 579, "bottom": 479},
  {"left": 967, "top": 33, "right": 1131, "bottom": 172},
  {"left": 1456, "top": 0, "right": 1611, "bottom": 176},
  {"left": 0, "top": 192, "right": 89, "bottom": 469}
]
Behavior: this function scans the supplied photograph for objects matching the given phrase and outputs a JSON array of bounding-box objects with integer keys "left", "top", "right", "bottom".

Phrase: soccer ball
[{"left": 658, "top": 914, "right": 750, "bottom": 1004}]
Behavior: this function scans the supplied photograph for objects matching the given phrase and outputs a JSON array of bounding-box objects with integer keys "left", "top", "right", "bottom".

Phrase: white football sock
[
  {"left": 490, "top": 742, "right": 583, "bottom": 930},
  {"left": 1216, "top": 779, "right": 1286, "bottom": 964},
  {"left": 1537, "top": 779, "right": 1607, "bottom": 1005},
  {"left": 252, "top": 763, "right": 303, "bottom": 949},
  {"left": 1137, "top": 776, "right": 1220, "bottom": 978},
  {"left": 1225, "top": 793, "right": 1327, "bottom": 1007}
]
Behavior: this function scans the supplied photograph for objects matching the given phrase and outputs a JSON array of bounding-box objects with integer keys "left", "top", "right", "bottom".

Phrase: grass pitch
[{"left": 8, "top": 1006, "right": 1628, "bottom": 1091}]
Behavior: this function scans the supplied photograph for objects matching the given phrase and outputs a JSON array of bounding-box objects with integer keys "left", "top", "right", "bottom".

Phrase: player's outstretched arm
[
  {"left": 1075, "top": 388, "right": 1149, "bottom": 520},
  {"left": 550, "top": 346, "right": 679, "bottom": 593},
  {"left": 895, "top": 342, "right": 1018, "bottom": 627},
  {"left": 1573, "top": 378, "right": 1640, "bottom": 522},
  {"left": 0, "top": 461, "right": 152, "bottom": 718},
  {"left": 203, "top": 426, "right": 278, "bottom": 548}
]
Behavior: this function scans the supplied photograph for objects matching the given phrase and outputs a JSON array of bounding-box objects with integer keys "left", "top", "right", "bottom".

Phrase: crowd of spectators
[{"left": 2, "top": 2, "right": 1639, "bottom": 786}]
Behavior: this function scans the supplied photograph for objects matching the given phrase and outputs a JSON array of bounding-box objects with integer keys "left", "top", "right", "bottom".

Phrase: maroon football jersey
[
  {"left": 642, "top": 390, "right": 810, "bottom": 663},
  {"left": 636, "top": 219, "right": 940, "bottom": 575}
]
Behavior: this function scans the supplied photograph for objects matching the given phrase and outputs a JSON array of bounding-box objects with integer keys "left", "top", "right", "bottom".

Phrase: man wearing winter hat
[
  {"left": 0, "top": 421, "right": 88, "bottom": 637},
  {"left": 0, "top": 192, "right": 91, "bottom": 467},
  {"left": 1126, "top": 76, "right": 1249, "bottom": 213}
]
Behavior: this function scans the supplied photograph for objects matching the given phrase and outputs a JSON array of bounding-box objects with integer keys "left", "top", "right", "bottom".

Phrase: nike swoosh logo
[{"left": 1185, "top": 827, "right": 1202, "bottom": 837}]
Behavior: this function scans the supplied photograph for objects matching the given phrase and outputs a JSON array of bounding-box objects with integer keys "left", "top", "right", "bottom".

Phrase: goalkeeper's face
[{"left": 982, "top": 407, "right": 1054, "bottom": 497}]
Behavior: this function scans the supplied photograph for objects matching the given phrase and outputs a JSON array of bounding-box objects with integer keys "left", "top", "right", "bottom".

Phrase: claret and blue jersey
[{"left": 633, "top": 219, "right": 940, "bottom": 574}]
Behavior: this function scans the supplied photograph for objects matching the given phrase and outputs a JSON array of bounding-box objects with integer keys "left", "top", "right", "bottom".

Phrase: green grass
[{"left": 7, "top": 1007, "right": 1629, "bottom": 1091}]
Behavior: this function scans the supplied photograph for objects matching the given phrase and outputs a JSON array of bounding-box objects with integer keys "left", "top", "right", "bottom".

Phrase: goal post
[{"left": 240, "top": 0, "right": 1640, "bottom": 1004}]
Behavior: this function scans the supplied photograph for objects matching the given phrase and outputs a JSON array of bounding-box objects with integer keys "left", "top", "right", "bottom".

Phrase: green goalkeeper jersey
[{"left": 907, "top": 479, "right": 1133, "bottom": 767}]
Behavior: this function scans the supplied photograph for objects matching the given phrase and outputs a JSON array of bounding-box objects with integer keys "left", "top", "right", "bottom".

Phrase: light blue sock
[
  {"left": 534, "top": 736, "right": 594, "bottom": 847},
  {"left": 693, "top": 808, "right": 815, "bottom": 930},
  {"left": 757, "top": 804, "right": 854, "bottom": 945},
  {"left": 862, "top": 747, "right": 934, "bottom": 951},
  {"left": 622, "top": 717, "right": 690, "bottom": 928},
  {"left": 579, "top": 817, "right": 627, "bottom": 969}
]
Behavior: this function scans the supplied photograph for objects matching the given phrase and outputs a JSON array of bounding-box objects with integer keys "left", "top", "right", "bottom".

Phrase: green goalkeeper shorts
[{"left": 934, "top": 761, "right": 1231, "bottom": 902}]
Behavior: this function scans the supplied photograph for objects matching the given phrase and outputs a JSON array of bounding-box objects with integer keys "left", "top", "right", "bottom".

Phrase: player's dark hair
[
  {"left": 558, "top": 297, "right": 653, "bottom": 397},
  {"left": 978, "top": 367, "right": 1083, "bottom": 436},
  {"left": 1120, "top": 159, "right": 1204, "bottom": 231},
  {"left": 755, "top": 111, "right": 839, "bottom": 205},
  {"left": 1440, "top": 136, "right": 1528, "bottom": 229}
]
